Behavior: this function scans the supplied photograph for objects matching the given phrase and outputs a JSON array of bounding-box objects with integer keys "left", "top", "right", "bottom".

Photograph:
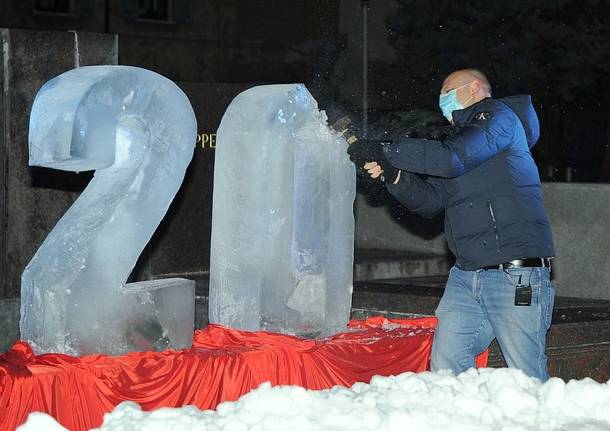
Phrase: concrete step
[
  {"left": 0, "top": 298, "right": 19, "bottom": 353},
  {"left": 353, "top": 276, "right": 610, "bottom": 325},
  {"left": 353, "top": 249, "right": 454, "bottom": 281}
]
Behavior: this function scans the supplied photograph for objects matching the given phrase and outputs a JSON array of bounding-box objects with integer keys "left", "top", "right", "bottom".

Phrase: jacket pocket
[{"left": 447, "top": 200, "right": 493, "bottom": 240}]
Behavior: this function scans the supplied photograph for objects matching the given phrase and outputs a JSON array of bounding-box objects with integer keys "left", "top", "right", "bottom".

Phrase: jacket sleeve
[
  {"left": 383, "top": 107, "right": 517, "bottom": 178},
  {"left": 384, "top": 171, "right": 446, "bottom": 219}
]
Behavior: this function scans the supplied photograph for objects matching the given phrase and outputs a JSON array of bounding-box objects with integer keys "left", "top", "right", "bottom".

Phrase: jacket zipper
[{"left": 487, "top": 200, "right": 501, "bottom": 254}]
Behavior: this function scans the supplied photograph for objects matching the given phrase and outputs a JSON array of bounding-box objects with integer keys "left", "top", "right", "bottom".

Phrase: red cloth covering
[{"left": 1, "top": 316, "right": 487, "bottom": 431}]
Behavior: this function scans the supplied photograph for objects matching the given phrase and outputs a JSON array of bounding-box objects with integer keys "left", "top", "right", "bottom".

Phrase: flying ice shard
[
  {"left": 209, "top": 84, "right": 356, "bottom": 337},
  {"left": 20, "top": 66, "right": 197, "bottom": 355}
]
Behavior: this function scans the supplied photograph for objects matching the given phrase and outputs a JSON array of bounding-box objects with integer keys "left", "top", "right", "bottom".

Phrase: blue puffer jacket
[{"left": 384, "top": 95, "right": 555, "bottom": 270}]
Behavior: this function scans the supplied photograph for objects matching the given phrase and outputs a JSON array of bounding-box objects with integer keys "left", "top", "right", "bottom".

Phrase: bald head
[{"left": 441, "top": 69, "right": 492, "bottom": 109}]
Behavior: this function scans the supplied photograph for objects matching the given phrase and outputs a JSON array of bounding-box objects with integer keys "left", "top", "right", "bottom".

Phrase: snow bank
[{"left": 17, "top": 368, "right": 610, "bottom": 431}]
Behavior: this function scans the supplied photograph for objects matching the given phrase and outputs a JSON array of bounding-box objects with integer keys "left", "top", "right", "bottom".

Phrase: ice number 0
[{"left": 20, "top": 66, "right": 197, "bottom": 355}]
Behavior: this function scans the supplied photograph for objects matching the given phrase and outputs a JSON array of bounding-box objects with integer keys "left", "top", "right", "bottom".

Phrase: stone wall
[
  {"left": 354, "top": 193, "right": 448, "bottom": 255},
  {"left": 0, "top": 29, "right": 118, "bottom": 299},
  {"left": 129, "top": 81, "right": 253, "bottom": 282},
  {"left": 0, "top": 28, "right": 259, "bottom": 299},
  {"left": 542, "top": 183, "right": 610, "bottom": 301},
  {"left": 354, "top": 183, "right": 610, "bottom": 301}
]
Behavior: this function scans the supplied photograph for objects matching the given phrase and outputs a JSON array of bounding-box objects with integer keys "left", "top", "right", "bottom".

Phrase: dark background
[
  {"left": 2, "top": 0, "right": 610, "bottom": 299},
  {"left": 2, "top": 0, "right": 610, "bottom": 182}
]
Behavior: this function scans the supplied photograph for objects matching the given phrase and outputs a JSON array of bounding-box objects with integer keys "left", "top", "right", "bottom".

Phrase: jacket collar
[
  {"left": 451, "top": 95, "right": 540, "bottom": 148},
  {"left": 451, "top": 97, "right": 492, "bottom": 127}
]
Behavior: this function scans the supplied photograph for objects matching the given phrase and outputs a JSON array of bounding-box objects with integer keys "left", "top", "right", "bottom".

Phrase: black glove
[{"left": 347, "top": 139, "right": 399, "bottom": 183}]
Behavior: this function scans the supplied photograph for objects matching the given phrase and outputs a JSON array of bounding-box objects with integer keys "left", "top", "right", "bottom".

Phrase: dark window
[
  {"left": 137, "top": 0, "right": 170, "bottom": 21},
  {"left": 122, "top": 0, "right": 190, "bottom": 23},
  {"left": 34, "top": 0, "right": 77, "bottom": 14}
]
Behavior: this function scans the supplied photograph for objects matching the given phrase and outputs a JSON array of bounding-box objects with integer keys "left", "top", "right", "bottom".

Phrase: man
[{"left": 348, "top": 69, "right": 556, "bottom": 381}]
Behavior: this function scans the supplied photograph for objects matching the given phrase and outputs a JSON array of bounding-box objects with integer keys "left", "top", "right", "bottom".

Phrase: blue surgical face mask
[{"left": 439, "top": 81, "right": 474, "bottom": 122}]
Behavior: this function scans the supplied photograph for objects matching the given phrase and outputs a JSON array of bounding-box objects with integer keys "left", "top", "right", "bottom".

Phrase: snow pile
[{"left": 18, "top": 368, "right": 610, "bottom": 431}]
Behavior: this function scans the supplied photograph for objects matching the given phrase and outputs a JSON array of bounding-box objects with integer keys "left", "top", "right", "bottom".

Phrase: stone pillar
[
  {"left": 130, "top": 82, "right": 252, "bottom": 287},
  {"left": 0, "top": 29, "right": 118, "bottom": 300}
]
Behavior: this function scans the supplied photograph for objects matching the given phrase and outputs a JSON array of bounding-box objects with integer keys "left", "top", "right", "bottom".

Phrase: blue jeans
[{"left": 431, "top": 265, "right": 555, "bottom": 381}]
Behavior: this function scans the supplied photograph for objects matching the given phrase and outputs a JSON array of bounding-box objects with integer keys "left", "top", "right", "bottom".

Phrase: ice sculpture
[
  {"left": 20, "top": 66, "right": 197, "bottom": 355},
  {"left": 209, "top": 84, "right": 356, "bottom": 337}
]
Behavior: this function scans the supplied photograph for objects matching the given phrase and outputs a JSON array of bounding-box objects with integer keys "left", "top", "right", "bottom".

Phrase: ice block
[
  {"left": 121, "top": 278, "right": 195, "bottom": 352},
  {"left": 209, "top": 84, "right": 356, "bottom": 337},
  {"left": 20, "top": 66, "right": 197, "bottom": 355}
]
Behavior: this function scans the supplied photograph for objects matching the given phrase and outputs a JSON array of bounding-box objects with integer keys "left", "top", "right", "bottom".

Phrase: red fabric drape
[{"left": 0, "top": 316, "right": 487, "bottom": 431}]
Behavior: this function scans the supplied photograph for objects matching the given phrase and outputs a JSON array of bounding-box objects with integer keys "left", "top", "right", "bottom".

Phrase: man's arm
[
  {"left": 385, "top": 171, "right": 446, "bottom": 219},
  {"left": 383, "top": 106, "right": 517, "bottom": 178}
]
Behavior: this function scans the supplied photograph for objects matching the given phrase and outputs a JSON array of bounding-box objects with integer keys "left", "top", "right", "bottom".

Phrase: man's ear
[{"left": 471, "top": 80, "right": 481, "bottom": 95}]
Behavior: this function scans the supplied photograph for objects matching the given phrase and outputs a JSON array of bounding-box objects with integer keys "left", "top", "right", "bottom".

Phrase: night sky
[{"left": 380, "top": 0, "right": 610, "bottom": 182}]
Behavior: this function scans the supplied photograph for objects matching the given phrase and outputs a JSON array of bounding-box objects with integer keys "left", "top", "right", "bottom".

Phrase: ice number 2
[{"left": 20, "top": 66, "right": 197, "bottom": 355}]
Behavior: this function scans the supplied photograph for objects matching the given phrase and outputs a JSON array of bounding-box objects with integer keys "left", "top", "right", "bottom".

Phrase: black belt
[{"left": 481, "top": 258, "right": 552, "bottom": 270}]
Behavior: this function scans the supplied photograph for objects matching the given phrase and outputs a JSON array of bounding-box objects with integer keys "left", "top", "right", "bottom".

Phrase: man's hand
[
  {"left": 347, "top": 139, "right": 386, "bottom": 166},
  {"left": 347, "top": 139, "right": 399, "bottom": 183},
  {"left": 364, "top": 161, "right": 401, "bottom": 184}
]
